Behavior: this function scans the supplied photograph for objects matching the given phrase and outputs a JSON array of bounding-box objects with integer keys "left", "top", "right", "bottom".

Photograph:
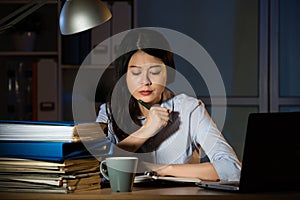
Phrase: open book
[{"left": 134, "top": 171, "right": 201, "bottom": 184}]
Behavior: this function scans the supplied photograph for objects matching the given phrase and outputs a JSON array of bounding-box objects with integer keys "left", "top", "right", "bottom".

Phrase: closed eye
[
  {"left": 131, "top": 71, "right": 141, "bottom": 75},
  {"left": 149, "top": 65, "right": 163, "bottom": 75},
  {"left": 150, "top": 71, "right": 161, "bottom": 75}
]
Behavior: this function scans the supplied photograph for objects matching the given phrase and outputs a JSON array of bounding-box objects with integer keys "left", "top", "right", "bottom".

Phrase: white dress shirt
[{"left": 96, "top": 93, "right": 241, "bottom": 181}]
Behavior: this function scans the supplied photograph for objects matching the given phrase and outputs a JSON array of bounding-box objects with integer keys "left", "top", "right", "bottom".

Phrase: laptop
[{"left": 196, "top": 112, "right": 300, "bottom": 193}]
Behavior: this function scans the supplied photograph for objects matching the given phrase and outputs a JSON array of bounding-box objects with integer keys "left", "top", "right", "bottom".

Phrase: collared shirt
[{"left": 96, "top": 93, "right": 241, "bottom": 181}]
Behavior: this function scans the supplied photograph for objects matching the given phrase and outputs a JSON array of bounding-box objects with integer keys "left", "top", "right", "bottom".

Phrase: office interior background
[{"left": 0, "top": 0, "right": 299, "bottom": 161}]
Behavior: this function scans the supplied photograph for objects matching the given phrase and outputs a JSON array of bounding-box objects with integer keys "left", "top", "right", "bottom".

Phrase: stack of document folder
[
  {"left": 0, "top": 120, "right": 110, "bottom": 193},
  {"left": 0, "top": 158, "right": 101, "bottom": 193},
  {"left": 0, "top": 120, "right": 103, "bottom": 142}
]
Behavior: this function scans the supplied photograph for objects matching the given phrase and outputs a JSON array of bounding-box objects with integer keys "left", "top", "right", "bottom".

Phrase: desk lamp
[
  {"left": 0, "top": 0, "right": 112, "bottom": 35},
  {"left": 59, "top": 0, "right": 112, "bottom": 35}
]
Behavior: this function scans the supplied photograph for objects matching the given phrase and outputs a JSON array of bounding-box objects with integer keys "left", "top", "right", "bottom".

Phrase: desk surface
[{"left": 1, "top": 186, "right": 300, "bottom": 200}]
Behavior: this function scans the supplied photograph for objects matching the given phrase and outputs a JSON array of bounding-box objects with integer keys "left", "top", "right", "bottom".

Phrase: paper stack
[
  {"left": 0, "top": 120, "right": 103, "bottom": 142},
  {"left": 0, "top": 120, "right": 112, "bottom": 193},
  {"left": 0, "top": 158, "right": 101, "bottom": 193}
]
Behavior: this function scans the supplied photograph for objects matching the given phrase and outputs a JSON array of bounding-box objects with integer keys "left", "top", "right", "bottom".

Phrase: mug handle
[{"left": 100, "top": 160, "right": 109, "bottom": 180}]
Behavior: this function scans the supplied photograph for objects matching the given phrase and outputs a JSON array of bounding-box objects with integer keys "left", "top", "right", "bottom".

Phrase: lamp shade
[{"left": 59, "top": 0, "right": 112, "bottom": 35}]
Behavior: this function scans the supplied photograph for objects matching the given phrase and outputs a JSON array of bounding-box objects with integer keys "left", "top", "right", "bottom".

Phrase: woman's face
[{"left": 126, "top": 50, "right": 167, "bottom": 105}]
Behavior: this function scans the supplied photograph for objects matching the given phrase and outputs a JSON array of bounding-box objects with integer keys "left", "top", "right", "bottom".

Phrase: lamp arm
[{"left": 0, "top": 0, "right": 50, "bottom": 32}]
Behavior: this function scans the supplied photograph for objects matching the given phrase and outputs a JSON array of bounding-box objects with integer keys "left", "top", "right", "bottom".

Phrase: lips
[{"left": 139, "top": 90, "right": 152, "bottom": 96}]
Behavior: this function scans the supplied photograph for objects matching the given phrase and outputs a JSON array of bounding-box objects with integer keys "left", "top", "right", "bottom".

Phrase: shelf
[
  {"left": 0, "top": 0, "right": 58, "bottom": 4},
  {"left": 62, "top": 64, "right": 114, "bottom": 69},
  {"left": 0, "top": 51, "right": 58, "bottom": 56}
]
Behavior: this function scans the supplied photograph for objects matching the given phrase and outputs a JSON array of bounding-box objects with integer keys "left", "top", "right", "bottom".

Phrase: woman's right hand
[
  {"left": 116, "top": 105, "right": 171, "bottom": 152},
  {"left": 143, "top": 105, "right": 171, "bottom": 137}
]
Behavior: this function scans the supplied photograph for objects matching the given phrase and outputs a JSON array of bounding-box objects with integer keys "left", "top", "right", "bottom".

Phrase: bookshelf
[
  {"left": 0, "top": 0, "right": 61, "bottom": 121},
  {"left": 0, "top": 0, "right": 133, "bottom": 122}
]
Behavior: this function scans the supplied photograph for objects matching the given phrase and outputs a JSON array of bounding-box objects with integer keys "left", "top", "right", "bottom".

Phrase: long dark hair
[{"left": 106, "top": 29, "right": 176, "bottom": 141}]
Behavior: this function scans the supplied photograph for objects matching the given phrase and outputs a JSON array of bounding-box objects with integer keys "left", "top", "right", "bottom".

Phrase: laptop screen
[{"left": 239, "top": 112, "right": 300, "bottom": 192}]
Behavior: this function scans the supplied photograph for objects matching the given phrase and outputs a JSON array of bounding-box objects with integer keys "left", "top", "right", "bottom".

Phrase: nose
[{"left": 140, "top": 72, "right": 152, "bottom": 85}]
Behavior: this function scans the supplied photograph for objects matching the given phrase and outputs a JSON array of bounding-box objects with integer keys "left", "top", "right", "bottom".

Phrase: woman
[{"left": 96, "top": 28, "right": 241, "bottom": 181}]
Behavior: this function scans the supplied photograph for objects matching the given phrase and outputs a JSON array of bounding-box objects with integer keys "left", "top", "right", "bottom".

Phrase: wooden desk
[{"left": 1, "top": 186, "right": 299, "bottom": 200}]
